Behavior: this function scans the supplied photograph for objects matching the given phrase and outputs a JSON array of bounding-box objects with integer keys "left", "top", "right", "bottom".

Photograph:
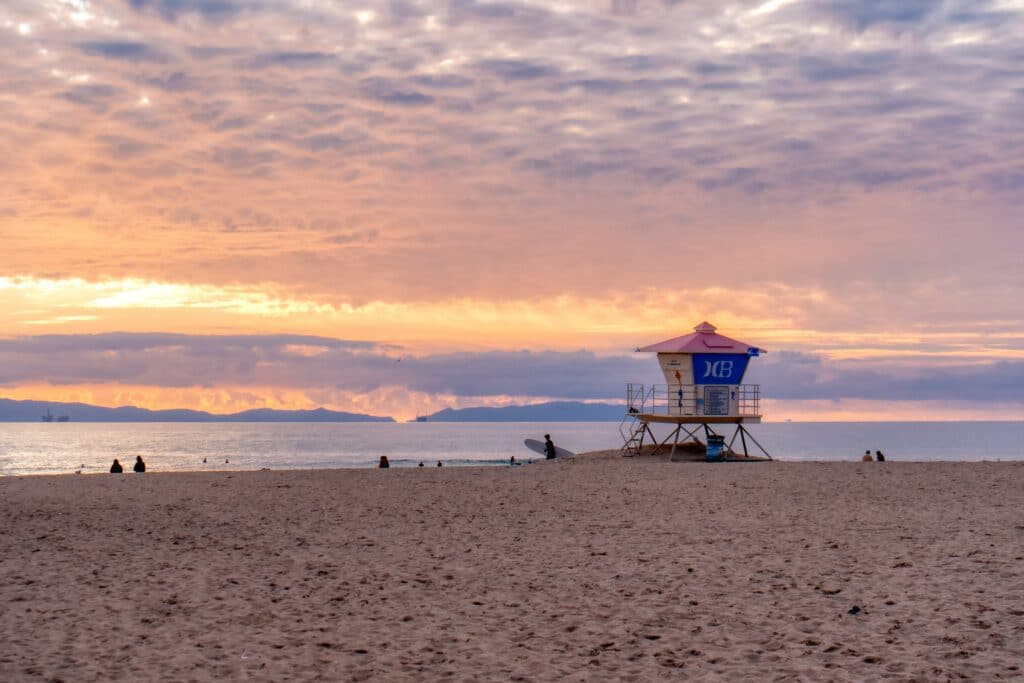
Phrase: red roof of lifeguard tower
[{"left": 636, "top": 322, "right": 761, "bottom": 354}]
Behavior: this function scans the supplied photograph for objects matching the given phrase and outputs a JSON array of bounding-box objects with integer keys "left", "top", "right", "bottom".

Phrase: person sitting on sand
[
  {"left": 109, "top": 459, "right": 123, "bottom": 474},
  {"left": 876, "top": 450, "right": 886, "bottom": 462},
  {"left": 134, "top": 455, "right": 146, "bottom": 473},
  {"left": 379, "top": 456, "right": 390, "bottom": 469},
  {"left": 544, "top": 434, "right": 557, "bottom": 460},
  {"left": 862, "top": 450, "right": 873, "bottom": 462}
]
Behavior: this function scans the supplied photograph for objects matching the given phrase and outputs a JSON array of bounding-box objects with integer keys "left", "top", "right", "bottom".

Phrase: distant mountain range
[
  {"left": 0, "top": 398, "right": 626, "bottom": 423},
  {"left": 0, "top": 399, "right": 393, "bottom": 423},
  {"left": 422, "top": 401, "right": 624, "bottom": 422}
]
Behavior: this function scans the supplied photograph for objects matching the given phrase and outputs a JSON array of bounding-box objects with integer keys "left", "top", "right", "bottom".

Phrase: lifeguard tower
[{"left": 621, "top": 322, "right": 771, "bottom": 460}]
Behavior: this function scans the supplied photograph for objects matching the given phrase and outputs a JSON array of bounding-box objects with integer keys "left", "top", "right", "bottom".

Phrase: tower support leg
[
  {"left": 738, "top": 425, "right": 772, "bottom": 460},
  {"left": 727, "top": 426, "right": 740, "bottom": 454},
  {"left": 667, "top": 424, "right": 683, "bottom": 459}
]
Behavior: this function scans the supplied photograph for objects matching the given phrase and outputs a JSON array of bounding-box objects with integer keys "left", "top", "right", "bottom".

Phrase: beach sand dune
[{"left": 2, "top": 459, "right": 1023, "bottom": 681}]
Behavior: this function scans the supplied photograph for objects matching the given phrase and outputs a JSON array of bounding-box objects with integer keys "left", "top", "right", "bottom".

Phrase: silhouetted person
[
  {"left": 134, "top": 455, "right": 146, "bottom": 473},
  {"left": 436, "top": 460, "right": 442, "bottom": 467},
  {"left": 379, "top": 456, "right": 390, "bottom": 469},
  {"left": 418, "top": 461, "right": 424, "bottom": 467},
  {"left": 109, "top": 459, "right": 123, "bottom": 474},
  {"left": 862, "top": 450, "right": 873, "bottom": 462},
  {"left": 544, "top": 434, "right": 557, "bottom": 460},
  {"left": 510, "top": 455, "right": 516, "bottom": 466},
  {"left": 202, "top": 457, "right": 207, "bottom": 464},
  {"left": 876, "top": 450, "right": 886, "bottom": 462}
]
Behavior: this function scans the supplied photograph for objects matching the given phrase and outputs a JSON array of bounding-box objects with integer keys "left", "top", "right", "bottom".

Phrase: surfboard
[{"left": 523, "top": 438, "right": 574, "bottom": 459}]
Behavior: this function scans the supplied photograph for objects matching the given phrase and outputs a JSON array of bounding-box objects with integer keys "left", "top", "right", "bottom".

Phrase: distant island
[
  {"left": 0, "top": 399, "right": 393, "bottom": 423},
  {"left": 421, "top": 401, "right": 624, "bottom": 422}
]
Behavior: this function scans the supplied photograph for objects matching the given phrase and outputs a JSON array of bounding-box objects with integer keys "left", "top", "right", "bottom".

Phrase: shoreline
[
  {"left": 4, "top": 422, "right": 1024, "bottom": 476},
  {"left": 5, "top": 452, "right": 1024, "bottom": 479}
]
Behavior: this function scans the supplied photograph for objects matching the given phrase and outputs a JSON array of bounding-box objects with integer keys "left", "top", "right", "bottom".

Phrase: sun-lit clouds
[
  {"left": 22, "top": 315, "right": 100, "bottom": 325},
  {"left": 0, "top": 275, "right": 329, "bottom": 319},
  {"left": 748, "top": 0, "right": 801, "bottom": 18},
  {"left": 0, "top": 383, "right": 316, "bottom": 415},
  {"left": 0, "top": 274, "right": 816, "bottom": 348},
  {"left": 0, "top": 381, "right": 597, "bottom": 421},
  {"left": 2, "top": 274, "right": 1024, "bottom": 367},
  {"left": 1, "top": 0, "right": 1023, "bottom": 417}
]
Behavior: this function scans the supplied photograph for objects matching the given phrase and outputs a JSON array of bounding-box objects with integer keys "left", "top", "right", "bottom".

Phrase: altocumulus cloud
[
  {"left": 7, "top": 0, "right": 1024, "bottom": 199},
  {"left": 1, "top": 0, "right": 1022, "bottom": 336}
]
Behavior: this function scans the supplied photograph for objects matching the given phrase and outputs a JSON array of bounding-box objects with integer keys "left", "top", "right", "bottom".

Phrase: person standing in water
[
  {"left": 134, "top": 455, "right": 146, "bottom": 473},
  {"left": 379, "top": 456, "right": 390, "bottom": 469},
  {"left": 109, "top": 459, "right": 123, "bottom": 474},
  {"left": 544, "top": 434, "right": 557, "bottom": 460}
]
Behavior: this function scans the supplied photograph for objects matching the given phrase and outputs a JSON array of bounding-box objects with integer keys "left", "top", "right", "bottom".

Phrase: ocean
[{"left": 1, "top": 421, "right": 1022, "bottom": 476}]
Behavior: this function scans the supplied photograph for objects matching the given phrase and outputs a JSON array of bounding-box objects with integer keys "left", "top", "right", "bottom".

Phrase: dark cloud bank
[{"left": 1, "top": 333, "right": 1021, "bottom": 403}]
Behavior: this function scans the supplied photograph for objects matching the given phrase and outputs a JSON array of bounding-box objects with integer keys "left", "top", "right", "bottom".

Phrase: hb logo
[{"left": 703, "top": 360, "right": 734, "bottom": 379}]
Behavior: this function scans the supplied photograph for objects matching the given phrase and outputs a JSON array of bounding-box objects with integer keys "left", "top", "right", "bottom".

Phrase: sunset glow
[{"left": 2, "top": 1, "right": 1022, "bottom": 420}]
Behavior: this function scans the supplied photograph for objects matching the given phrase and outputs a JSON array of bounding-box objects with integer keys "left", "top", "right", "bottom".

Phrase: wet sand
[{"left": 2, "top": 458, "right": 1023, "bottom": 681}]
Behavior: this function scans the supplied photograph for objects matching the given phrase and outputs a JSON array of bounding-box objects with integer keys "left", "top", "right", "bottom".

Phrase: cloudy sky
[{"left": 1, "top": 0, "right": 1022, "bottom": 419}]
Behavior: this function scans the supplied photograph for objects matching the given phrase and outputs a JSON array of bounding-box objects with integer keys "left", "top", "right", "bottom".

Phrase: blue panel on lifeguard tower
[{"left": 692, "top": 353, "right": 750, "bottom": 384}]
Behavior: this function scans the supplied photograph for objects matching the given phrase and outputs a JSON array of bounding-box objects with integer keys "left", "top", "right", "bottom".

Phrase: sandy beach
[{"left": 2, "top": 456, "right": 1023, "bottom": 681}]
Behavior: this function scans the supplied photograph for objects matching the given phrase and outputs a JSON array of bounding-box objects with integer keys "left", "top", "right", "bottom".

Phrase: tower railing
[
  {"left": 620, "top": 384, "right": 655, "bottom": 446},
  {"left": 625, "top": 383, "right": 761, "bottom": 418}
]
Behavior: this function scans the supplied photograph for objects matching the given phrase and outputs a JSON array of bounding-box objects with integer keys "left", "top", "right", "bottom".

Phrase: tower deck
[
  {"left": 634, "top": 414, "right": 761, "bottom": 425},
  {"left": 623, "top": 383, "right": 770, "bottom": 460}
]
